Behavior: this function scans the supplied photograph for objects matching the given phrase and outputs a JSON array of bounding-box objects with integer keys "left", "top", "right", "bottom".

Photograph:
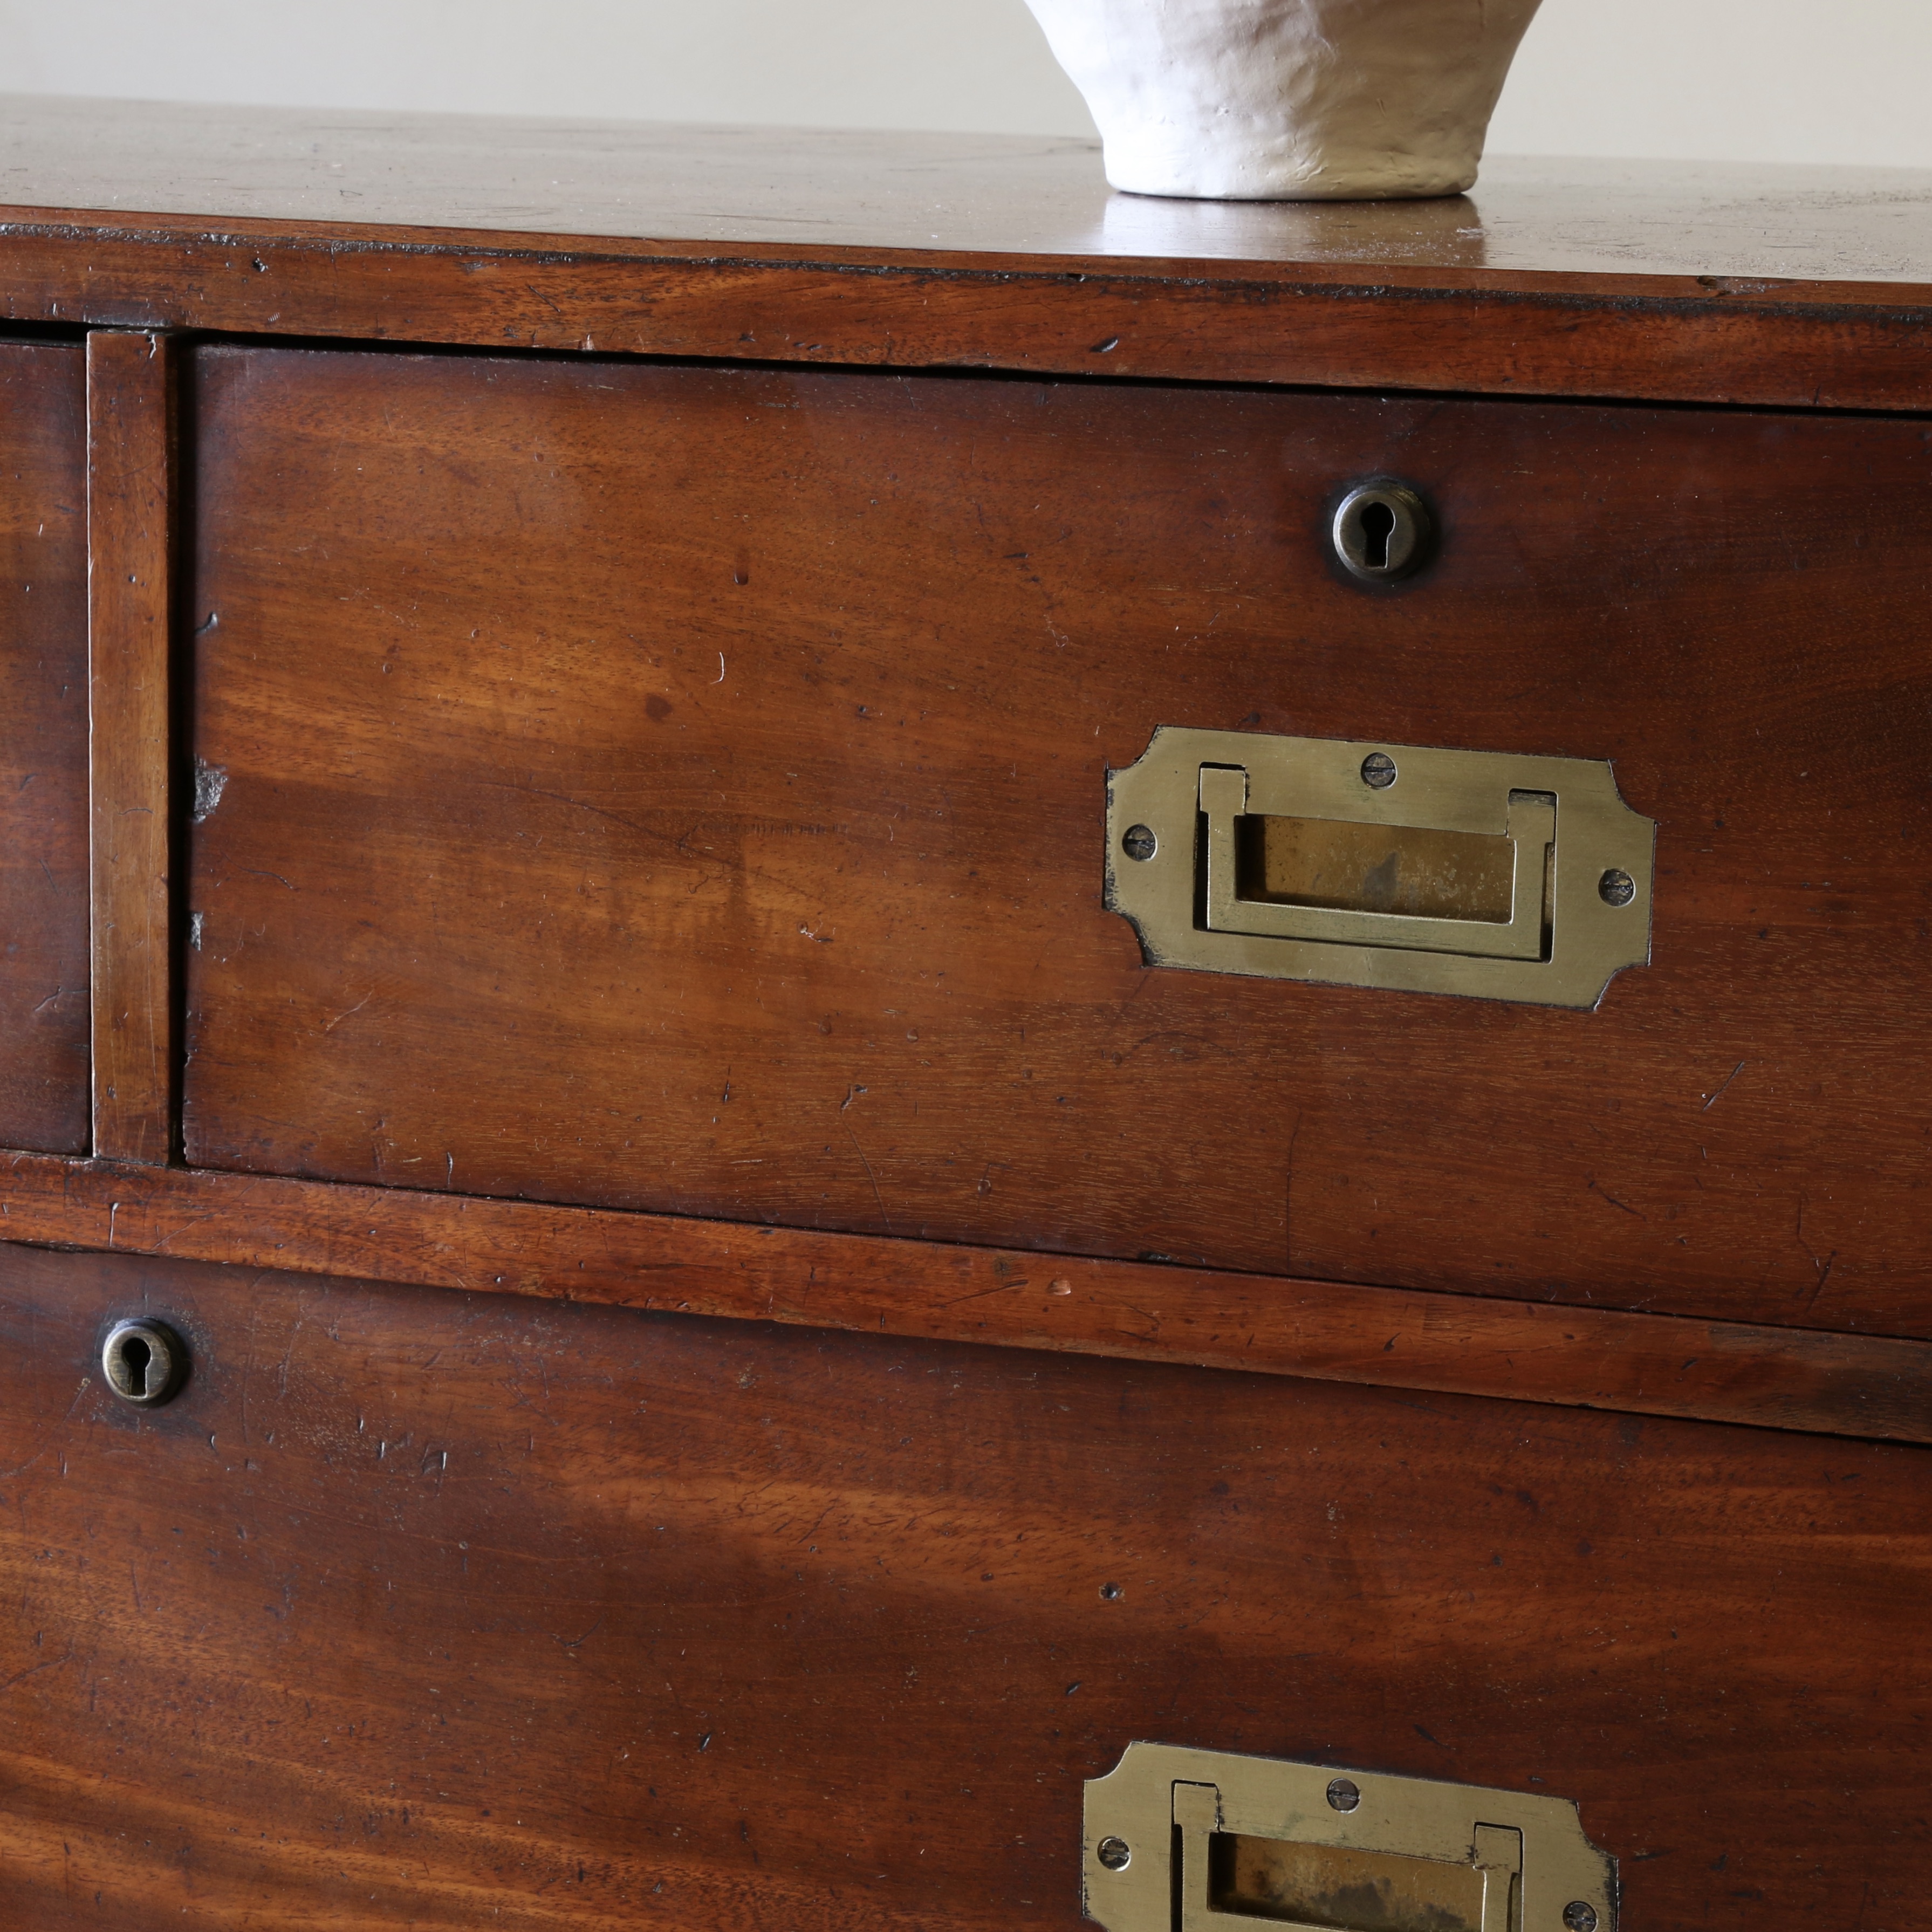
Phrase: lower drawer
[{"left": 1, "top": 1241, "right": 1925, "bottom": 1929}]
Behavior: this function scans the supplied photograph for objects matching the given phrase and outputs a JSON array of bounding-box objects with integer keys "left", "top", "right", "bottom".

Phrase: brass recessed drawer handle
[
  {"left": 1084, "top": 1743, "right": 1616, "bottom": 1932},
  {"left": 1106, "top": 728, "right": 1655, "bottom": 1010}
]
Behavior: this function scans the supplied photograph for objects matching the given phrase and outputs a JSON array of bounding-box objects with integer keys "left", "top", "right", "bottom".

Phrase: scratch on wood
[
  {"left": 320, "top": 990, "right": 374, "bottom": 1033},
  {"left": 1701, "top": 1060, "right": 1747, "bottom": 1111},
  {"left": 0, "top": 1649, "right": 74, "bottom": 1695},
  {"left": 1586, "top": 1175, "right": 1646, "bottom": 1221},
  {"left": 842, "top": 1118, "right": 891, "bottom": 1233}
]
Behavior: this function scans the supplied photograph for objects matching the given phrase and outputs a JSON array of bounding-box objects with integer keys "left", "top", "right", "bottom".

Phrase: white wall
[{"left": 3, "top": 0, "right": 1929, "bottom": 170}]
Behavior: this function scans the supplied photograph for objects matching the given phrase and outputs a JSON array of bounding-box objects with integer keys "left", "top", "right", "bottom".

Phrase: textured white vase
[{"left": 1025, "top": 0, "right": 1544, "bottom": 201}]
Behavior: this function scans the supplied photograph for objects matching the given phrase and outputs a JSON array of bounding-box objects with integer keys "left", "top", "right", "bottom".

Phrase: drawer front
[
  {"left": 0, "top": 339, "right": 88, "bottom": 1153},
  {"left": 2, "top": 1240, "right": 1926, "bottom": 1928},
  {"left": 183, "top": 344, "right": 1932, "bottom": 1335}
]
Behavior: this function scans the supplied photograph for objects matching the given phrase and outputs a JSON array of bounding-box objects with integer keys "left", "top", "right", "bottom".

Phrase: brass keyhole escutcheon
[
  {"left": 101, "top": 1319, "right": 185, "bottom": 1407},
  {"left": 1331, "top": 478, "right": 1434, "bottom": 584}
]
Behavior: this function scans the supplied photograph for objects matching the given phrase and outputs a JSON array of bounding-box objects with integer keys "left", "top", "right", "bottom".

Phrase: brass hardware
[
  {"left": 1084, "top": 1743, "right": 1616, "bottom": 1932},
  {"left": 1331, "top": 479, "right": 1433, "bottom": 584},
  {"left": 101, "top": 1318, "right": 184, "bottom": 1407},
  {"left": 1105, "top": 727, "right": 1654, "bottom": 1010}
]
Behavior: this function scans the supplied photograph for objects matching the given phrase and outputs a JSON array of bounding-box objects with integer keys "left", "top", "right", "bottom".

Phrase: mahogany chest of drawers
[{"left": 1, "top": 98, "right": 1929, "bottom": 1930}]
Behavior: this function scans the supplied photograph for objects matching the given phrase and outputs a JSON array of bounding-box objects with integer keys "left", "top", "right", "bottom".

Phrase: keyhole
[
  {"left": 120, "top": 1334, "right": 152, "bottom": 1395},
  {"left": 1360, "top": 500, "right": 1396, "bottom": 571},
  {"left": 101, "top": 1319, "right": 182, "bottom": 1406},
  {"left": 1331, "top": 479, "right": 1433, "bottom": 585}
]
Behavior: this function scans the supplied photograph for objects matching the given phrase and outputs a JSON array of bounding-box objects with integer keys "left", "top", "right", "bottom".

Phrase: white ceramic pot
[{"left": 1024, "top": 0, "right": 1544, "bottom": 201}]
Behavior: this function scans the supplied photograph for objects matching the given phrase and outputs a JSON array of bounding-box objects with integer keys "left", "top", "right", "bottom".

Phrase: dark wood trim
[
  {"left": 2, "top": 220, "right": 1927, "bottom": 414},
  {"left": 3, "top": 1150, "right": 1926, "bottom": 1443},
  {"left": 85, "top": 330, "right": 174, "bottom": 1164}
]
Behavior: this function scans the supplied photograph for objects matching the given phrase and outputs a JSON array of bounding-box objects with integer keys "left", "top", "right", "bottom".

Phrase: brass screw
[
  {"left": 1359, "top": 753, "right": 1397, "bottom": 790},
  {"left": 1563, "top": 1905, "right": 1599, "bottom": 1932},
  {"left": 1097, "top": 1837, "right": 1132, "bottom": 1871},
  {"left": 1598, "top": 868, "right": 1636, "bottom": 907},
  {"left": 1122, "top": 824, "right": 1157, "bottom": 862},
  {"left": 1326, "top": 1778, "right": 1361, "bottom": 1812}
]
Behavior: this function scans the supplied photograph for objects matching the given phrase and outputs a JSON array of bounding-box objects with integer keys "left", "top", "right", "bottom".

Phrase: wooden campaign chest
[{"left": 0, "top": 97, "right": 1929, "bottom": 1930}]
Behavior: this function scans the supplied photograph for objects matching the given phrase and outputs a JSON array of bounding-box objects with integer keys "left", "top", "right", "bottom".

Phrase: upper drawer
[
  {"left": 0, "top": 339, "right": 88, "bottom": 1155},
  {"left": 182, "top": 344, "right": 1932, "bottom": 1337}
]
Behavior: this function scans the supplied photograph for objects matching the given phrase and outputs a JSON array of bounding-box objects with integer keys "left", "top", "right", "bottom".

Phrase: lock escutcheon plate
[{"left": 1105, "top": 727, "right": 1655, "bottom": 1010}]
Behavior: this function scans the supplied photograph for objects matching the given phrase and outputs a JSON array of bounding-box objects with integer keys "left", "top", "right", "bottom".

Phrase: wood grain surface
[
  {"left": 0, "top": 337, "right": 88, "bottom": 1153},
  {"left": 6, "top": 1152, "right": 1928, "bottom": 1443},
  {"left": 0, "top": 106, "right": 1929, "bottom": 410},
  {"left": 0, "top": 220, "right": 1924, "bottom": 419},
  {"left": 86, "top": 331, "right": 175, "bottom": 1164},
  {"left": 183, "top": 344, "right": 1932, "bottom": 1339},
  {"left": 6, "top": 101, "right": 1931, "bottom": 284},
  {"left": 1, "top": 1240, "right": 1925, "bottom": 1929}
]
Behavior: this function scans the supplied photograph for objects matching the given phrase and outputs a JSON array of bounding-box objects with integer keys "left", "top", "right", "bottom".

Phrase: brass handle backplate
[
  {"left": 1105, "top": 727, "right": 1655, "bottom": 1010},
  {"left": 1084, "top": 1743, "right": 1616, "bottom": 1932}
]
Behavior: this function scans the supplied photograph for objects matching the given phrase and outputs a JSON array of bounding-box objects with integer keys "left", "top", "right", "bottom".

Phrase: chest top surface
[
  {"left": 2, "top": 92, "right": 1930, "bottom": 291},
  {"left": 1, "top": 97, "right": 1928, "bottom": 410}
]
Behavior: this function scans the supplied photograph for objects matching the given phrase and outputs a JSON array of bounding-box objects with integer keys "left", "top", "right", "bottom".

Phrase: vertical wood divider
[{"left": 87, "top": 330, "right": 176, "bottom": 1164}]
